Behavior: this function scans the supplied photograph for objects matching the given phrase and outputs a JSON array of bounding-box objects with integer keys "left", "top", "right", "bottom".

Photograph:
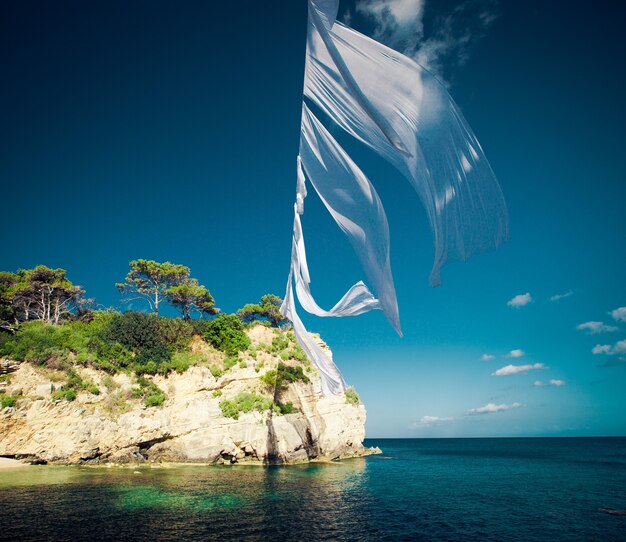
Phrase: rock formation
[{"left": 0, "top": 325, "right": 377, "bottom": 465}]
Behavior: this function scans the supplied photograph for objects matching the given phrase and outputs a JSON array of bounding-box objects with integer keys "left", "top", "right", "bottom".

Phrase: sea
[{"left": 1, "top": 437, "right": 625, "bottom": 541}]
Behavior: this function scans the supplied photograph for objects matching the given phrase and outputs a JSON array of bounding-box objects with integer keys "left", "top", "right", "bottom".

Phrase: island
[{"left": 0, "top": 263, "right": 378, "bottom": 465}]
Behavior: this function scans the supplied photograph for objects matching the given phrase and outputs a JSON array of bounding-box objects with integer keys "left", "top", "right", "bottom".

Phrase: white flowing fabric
[{"left": 280, "top": 0, "right": 509, "bottom": 395}]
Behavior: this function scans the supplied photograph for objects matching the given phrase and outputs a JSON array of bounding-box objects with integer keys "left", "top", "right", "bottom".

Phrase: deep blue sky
[{"left": 2, "top": 1, "right": 625, "bottom": 437}]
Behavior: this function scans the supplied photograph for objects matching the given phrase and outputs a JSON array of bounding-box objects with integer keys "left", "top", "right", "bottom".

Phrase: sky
[{"left": 1, "top": 0, "right": 625, "bottom": 437}]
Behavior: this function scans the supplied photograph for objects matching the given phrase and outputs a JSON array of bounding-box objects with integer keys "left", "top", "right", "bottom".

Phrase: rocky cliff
[{"left": 0, "top": 325, "right": 376, "bottom": 465}]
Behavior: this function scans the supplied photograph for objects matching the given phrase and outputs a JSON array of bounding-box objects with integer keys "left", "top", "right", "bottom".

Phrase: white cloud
[
  {"left": 419, "top": 415, "right": 454, "bottom": 424},
  {"left": 592, "top": 340, "right": 626, "bottom": 356},
  {"left": 468, "top": 402, "right": 523, "bottom": 415},
  {"left": 507, "top": 293, "right": 532, "bottom": 308},
  {"left": 409, "top": 415, "right": 455, "bottom": 428},
  {"left": 576, "top": 321, "right": 618, "bottom": 334},
  {"left": 610, "top": 307, "right": 626, "bottom": 322},
  {"left": 534, "top": 379, "right": 566, "bottom": 387},
  {"left": 481, "top": 353, "right": 495, "bottom": 361},
  {"left": 492, "top": 363, "right": 545, "bottom": 376},
  {"left": 356, "top": 0, "right": 425, "bottom": 50},
  {"left": 506, "top": 349, "right": 525, "bottom": 358},
  {"left": 358, "top": 0, "right": 425, "bottom": 24},
  {"left": 549, "top": 291, "right": 573, "bottom": 302},
  {"left": 354, "top": 0, "right": 499, "bottom": 81}
]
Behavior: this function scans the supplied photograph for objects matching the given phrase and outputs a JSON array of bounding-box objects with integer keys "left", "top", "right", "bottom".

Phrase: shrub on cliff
[
  {"left": 50, "top": 368, "right": 100, "bottom": 402},
  {"left": 105, "top": 312, "right": 196, "bottom": 374},
  {"left": 266, "top": 334, "right": 307, "bottom": 363},
  {"left": 274, "top": 401, "right": 297, "bottom": 415},
  {"left": 0, "top": 393, "right": 20, "bottom": 409},
  {"left": 219, "top": 392, "right": 273, "bottom": 420},
  {"left": 202, "top": 314, "right": 250, "bottom": 355},
  {"left": 0, "top": 320, "right": 91, "bottom": 367},
  {"left": 0, "top": 313, "right": 132, "bottom": 373},
  {"left": 131, "top": 376, "right": 166, "bottom": 407},
  {"left": 106, "top": 312, "right": 166, "bottom": 352},
  {"left": 345, "top": 387, "right": 361, "bottom": 405},
  {"left": 260, "top": 362, "right": 309, "bottom": 391}
]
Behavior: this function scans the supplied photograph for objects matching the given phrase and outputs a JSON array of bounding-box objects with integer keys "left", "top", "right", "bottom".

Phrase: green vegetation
[
  {"left": 274, "top": 401, "right": 297, "bottom": 415},
  {"left": 237, "top": 294, "right": 288, "bottom": 327},
  {"left": 202, "top": 314, "right": 250, "bottom": 355},
  {"left": 132, "top": 376, "right": 167, "bottom": 407},
  {"left": 169, "top": 351, "right": 204, "bottom": 374},
  {"left": 52, "top": 387, "right": 77, "bottom": 402},
  {"left": 50, "top": 368, "right": 100, "bottom": 402},
  {"left": 219, "top": 393, "right": 298, "bottom": 419},
  {"left": 223, "top": 355, "right": 238, "bottom": 371},
  {"left": 87, "top": 384, "right": 101, "bottom": 396},
  {"left": 0, "top": 260, "right": 317, "bottom": 410},
  {"left": 116, "top": 259, "right": 217, "bottom": 318},
  {"left": 166, "top": 279, "right": 218, "bottom": 321},
  {"left": 0, "top": 266, "right": 85, "bottom": 331},
  {"left": 345, "top": 387, "right": 361, "bottom": 405},
  {"left": 209, "top": 365, "right": 224, "bottom": 378},
  {"left": 219, "top": 392, "right": 274, "bottom": 420},
  {"left": 212, "top": 389, "right": 222, "bottom": 398},
  {"left": 261, "top": 333, "right": 307, "bottom": 363},
  {"left": 0, "top": 393, "right": 20, "bottom": 409},
  {"left": 260, "top": 362, "right": 310, "bottom": 391}
]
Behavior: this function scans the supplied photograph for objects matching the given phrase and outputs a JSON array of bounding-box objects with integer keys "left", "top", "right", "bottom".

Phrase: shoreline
[{"left": 0, "top": 447, "right": 382, "bottom": 470}]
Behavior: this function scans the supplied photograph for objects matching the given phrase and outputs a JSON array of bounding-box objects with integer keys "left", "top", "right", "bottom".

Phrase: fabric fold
[
  {"left": 304, "top": 10, "right": 508, "bottom": 286},
  {"left": 280, "top": 0, "right": 508, "bottom": 395}
]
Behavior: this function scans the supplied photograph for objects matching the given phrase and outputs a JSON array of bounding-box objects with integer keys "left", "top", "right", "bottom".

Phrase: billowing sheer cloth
[{"left": 281, "top": 0, "right": 508, "bottom": 395}]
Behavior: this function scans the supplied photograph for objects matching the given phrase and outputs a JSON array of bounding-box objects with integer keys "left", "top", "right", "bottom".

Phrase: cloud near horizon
[
  {"left": 492, "top": 363, "right": 545, "bottom": 376},
  {"left": 481, "top": 353, "right": 495, "bottom": 361},
  {"left": 577, "top": 321, "right": 619, "bottom": 334},
  {"left": 409, "top": 416, "right": 454, "bottom": 429},
  {"left": 507, "top": 293, "right": 532, "bottom": 308},
  {"left": 409, "top": 415, "right": 455, "bottom": 428},
  {"left": 468, "top": 402, "right": 523, "bottom": 415},
  {"left": 353, "top": 0, "right": 499, "bottom": 82}
]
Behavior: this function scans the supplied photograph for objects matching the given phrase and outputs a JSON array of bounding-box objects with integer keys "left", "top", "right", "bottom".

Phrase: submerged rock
[{"left": 0, "top": 325, "right": 377, "bottom": 465}]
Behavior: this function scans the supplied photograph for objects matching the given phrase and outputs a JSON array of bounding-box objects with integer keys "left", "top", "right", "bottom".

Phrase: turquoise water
[{"left": 1, "top": 438, "right": 625, "bottom": 541}]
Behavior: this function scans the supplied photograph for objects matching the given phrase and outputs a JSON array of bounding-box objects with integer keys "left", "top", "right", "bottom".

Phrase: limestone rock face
[{"left": 0, "top": 326, "right": 376, "bottom": 465}]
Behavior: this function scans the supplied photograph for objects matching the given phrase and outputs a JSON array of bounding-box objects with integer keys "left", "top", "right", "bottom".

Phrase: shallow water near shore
[{"left": 2, "top": 437, "right": 625, "bottom": 541}]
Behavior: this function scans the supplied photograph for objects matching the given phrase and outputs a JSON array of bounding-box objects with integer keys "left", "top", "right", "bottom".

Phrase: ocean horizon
[{"left": 2, "top": 436, "right": 625, "bottom": 541}]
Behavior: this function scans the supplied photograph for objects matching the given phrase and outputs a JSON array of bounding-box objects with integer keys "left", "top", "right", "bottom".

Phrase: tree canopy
[
  {"left": 237, "top": 294, "right": 288, "bottom": 327},
  {"left": 116, "top": 259, "right": 218, "bottom": 318},
  {"left": 166, "top": 279, "right": 218, "bottom": 320},
  {"left": 116, "top": 260, "right": 190, "bottom": 316},
  {"left": 0, "top": 266, "right": 84, "bottom": 329}
]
